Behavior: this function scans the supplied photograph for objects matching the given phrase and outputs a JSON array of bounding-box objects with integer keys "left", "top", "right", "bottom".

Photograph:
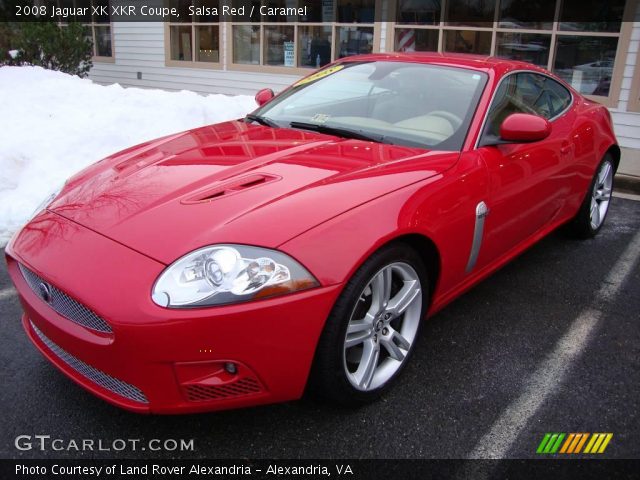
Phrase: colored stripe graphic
[
  {"left": 537, "top": 433, "right": 565, "bottom": 454},
  {"left": 575, "top": 433, "right": 589, "bottom": 453},
  {"left": 536, "top": 433, "right": 552, "bottom": 454},
  {"left": 568, "top": 433, "right": 584, "bottom": 453},
  {"left": 584, "top": 433, "right": 614, "bottom": 454},
  {"left": 543, "top": 434, "right": 559, "bottom": 453},
  {"left": 559, "top": 433, "right": 575, "bottom": 453},
  {"left": 538, "top": 433, "right": 613, "bottom": 454},
  {"left": 598, "top": 433, "right": 613, "bottom": 453},
  {"left": 584, "top": 434, "right": 599, "bottom": 453},
  {"left": 550, "top": 434, "right": 565, "bottom": 453}
]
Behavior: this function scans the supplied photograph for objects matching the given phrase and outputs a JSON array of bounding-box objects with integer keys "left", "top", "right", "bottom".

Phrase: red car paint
[
  {"left": 499, "top": 113, "right": 551, "bottom": 142},
  {"left": 5, "top": 53, "right": 619, "bottom": 413}
]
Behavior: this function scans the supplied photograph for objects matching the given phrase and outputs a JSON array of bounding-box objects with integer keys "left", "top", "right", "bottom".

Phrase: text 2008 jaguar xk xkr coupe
[{"left": 6, "top": 53, "right": 618, "bottom": 413}]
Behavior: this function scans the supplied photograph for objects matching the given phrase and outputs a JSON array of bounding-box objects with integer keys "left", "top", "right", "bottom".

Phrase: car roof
[{"left": 339, "top": 52, "right": 548, "bottom": 77}]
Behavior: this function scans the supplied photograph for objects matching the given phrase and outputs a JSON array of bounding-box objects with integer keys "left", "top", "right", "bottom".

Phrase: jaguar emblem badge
[{"left": 37, "top": 282, "right": 52, "bottom": 304}]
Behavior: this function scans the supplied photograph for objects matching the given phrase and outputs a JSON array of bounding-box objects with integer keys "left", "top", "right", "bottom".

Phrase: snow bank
[{"left": 0, "top": 66, "right": 256, "bottom": 246}]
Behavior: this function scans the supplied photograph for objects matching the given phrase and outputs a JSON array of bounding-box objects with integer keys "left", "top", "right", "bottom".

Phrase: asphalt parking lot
[{"left": 0, "top": 196, "right": 638, "bottom": 460}]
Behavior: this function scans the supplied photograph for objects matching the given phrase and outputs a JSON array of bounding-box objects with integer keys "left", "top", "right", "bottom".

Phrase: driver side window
[{"left": 484, "top": 73, "right": 572, "bottom": 137}]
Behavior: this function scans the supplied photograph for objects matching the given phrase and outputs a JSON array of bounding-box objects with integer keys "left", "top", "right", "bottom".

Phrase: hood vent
[{"left": 183, "top": 174, "right": 280, "bottom": 204}]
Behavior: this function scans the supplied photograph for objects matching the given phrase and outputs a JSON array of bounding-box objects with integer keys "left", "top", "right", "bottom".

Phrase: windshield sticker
[
  {"left": 294, "top": 65, "right": 344, "bottom": 87},
  {"left": 311, "top": 113, "right": 330, "bottom": 123}
]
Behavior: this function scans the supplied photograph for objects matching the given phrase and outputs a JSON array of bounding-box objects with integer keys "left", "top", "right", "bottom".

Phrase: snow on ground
[{"left": 0, "top": 66, "right": 256, "bottom": 246}]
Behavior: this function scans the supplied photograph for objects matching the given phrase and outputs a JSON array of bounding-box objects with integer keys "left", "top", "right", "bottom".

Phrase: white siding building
[{"left": 87, "top": 0, "right": 640, "bottom": 173}]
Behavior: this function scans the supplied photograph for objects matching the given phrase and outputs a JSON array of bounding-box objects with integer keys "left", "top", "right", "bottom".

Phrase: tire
[
  {"left": 308, "top": 243, "right": 429, "bottom": 406},
  {"left": 566, "top": 154, "right": 615, "bottom": 239}
]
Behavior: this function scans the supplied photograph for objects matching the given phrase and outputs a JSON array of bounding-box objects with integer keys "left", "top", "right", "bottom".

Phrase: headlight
[
  {"left": 30, "top": 181, "right": 65, "bottom": 220},
  {"left": 152, "top": 244, "right": 319, "bottom": 308}
]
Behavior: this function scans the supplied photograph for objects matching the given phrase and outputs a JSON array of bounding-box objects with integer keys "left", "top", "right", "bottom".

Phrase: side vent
[
  {"left": 183, "top": 174, "right": 279, "bottom": 204},
  {"left": 465, "top": 201, "right": 490, "bottom": 273}
]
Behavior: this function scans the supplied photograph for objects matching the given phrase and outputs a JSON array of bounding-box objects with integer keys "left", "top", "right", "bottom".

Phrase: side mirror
[
  {"left": 499, "top": 113, "right": 551, "bottom": 143},
  {"left": 255, "top": 88, "right": 275, "bottom": 107}
]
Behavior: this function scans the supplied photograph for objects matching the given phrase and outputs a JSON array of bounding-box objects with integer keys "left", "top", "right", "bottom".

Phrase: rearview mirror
[
  {"left": 499, "top": 113, "right": 551, "bottom": 143},
  {"left": 255, "top": 88, "right": 275, "bottom": 107}
]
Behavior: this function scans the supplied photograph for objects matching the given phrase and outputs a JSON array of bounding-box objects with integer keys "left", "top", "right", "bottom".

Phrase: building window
[
  {"left": 495, "top": 33, "right": 551, "bottom": 68},
  {"left": 443, "top": 30, "right": 491, "bottom": 54},
  {"left": 498, "top": 0, "right": 554, "bottom": 30},
  {"left": 93, "top": 25, "right": 112, "bottom": 57},
  {"left": 232, "top": 25, "right": 260, "bottom": 64},
  {"left": 391, "top": 0, "right": 629, "bottom": 101},
  {"left": 336, "top": 26, "right": 374, "bottom": 59},
  {"left": 554, "top": 36, "right": 618, "bottom": 97},
  {"left": 230, "top": 0, "right": 377, "bottom": 70},
  {"left": 299, "top": 26, "right": 332, "bottom": 68},
  {"left": 52, "top": 0, "right": 113, "bottom": 58},
  {"left": 168, "top": 0, "right": 220, "bottom": 64}
]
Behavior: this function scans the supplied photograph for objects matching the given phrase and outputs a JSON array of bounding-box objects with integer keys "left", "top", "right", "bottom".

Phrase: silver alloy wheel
[
  {"left": 343, "top": 262, "right": 422, "bottom": 391},
  {"left": 590, "top": 160, "right": 613, "bottom": 230}
]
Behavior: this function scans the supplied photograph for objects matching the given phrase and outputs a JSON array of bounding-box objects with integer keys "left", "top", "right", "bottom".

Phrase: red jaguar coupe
[{"left": 6, "top": 53, "right": 618, "bottom": 413}]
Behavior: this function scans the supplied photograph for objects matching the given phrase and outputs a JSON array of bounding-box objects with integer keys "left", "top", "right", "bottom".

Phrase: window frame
[
  {"left": 86, "top": 18, "right": 114, "bottom": 62},
  {"left": 387, "top": 0, "right": 636, "bottom": 107},
  {"left": 165, "top": 4, "right": 223, "bottom": 69},
  {"left": 475, "top": 70, "right": 575, "bottom": 149},
  {"left": 52, "top": 0, "right": 115, "bottom": 62},
  {"left": 225, "top": 0, "right": 382, "bottom": 75}
]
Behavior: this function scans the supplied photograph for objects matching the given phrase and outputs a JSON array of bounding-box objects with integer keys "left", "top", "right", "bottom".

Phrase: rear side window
[
  {"left": 543, "top": 77, "right": 572, "bottom": 117},
  {"left": 484, "top": 72, "right": 572, "bottom": 137}
]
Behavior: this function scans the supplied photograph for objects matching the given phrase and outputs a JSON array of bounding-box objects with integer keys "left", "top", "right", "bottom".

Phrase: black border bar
[
  {"left": 0, "top": 0, "right": 636, "bottom": 24},
  {"left": 3, "top": 459, "right": 640, "bottom": 480}
]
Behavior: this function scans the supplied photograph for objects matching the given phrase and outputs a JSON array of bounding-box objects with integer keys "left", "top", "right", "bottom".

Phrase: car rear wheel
[
  {"left": 566, "top": 155, "right": 615, "bottom": 239},
  {"left": 308, "top": 243, "right": 428, "bottom": 406}
]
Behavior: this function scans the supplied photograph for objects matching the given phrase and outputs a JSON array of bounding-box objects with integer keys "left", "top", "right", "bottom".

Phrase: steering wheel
[{"left": 427, "top": 110, "right": 463, "bottom": 130}]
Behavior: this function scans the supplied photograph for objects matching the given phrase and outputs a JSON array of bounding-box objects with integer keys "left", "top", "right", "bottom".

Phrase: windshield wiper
[
  {"left": 289, "top": 121, "right": 389, "bottom": 144},
  {"left": 245, "top": 114, "right": 280, "bottom": 128}
]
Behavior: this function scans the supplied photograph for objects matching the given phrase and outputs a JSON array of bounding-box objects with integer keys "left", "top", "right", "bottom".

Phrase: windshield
[{"left": 254, "top": 61, "right": 487, "bottom": 151}]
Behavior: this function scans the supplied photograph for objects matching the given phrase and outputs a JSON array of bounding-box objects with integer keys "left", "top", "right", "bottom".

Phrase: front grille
[
  {"left": 19, "top": 264, "right": 112, "bottom": 333},
  {"left": 185, "top": 378, "right": 262, "bottom": 402},
  {"left": 30, "top": 321, "right": 148, "bottom": 404}
]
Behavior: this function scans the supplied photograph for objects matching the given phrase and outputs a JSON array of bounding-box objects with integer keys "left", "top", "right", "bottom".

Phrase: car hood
[{"left": 50, "top": 121, "right": 458, "bottom": 264}]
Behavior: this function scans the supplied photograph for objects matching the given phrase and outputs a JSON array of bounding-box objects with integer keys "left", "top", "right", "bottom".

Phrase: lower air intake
[
  {"left": 185, "top": 378, "right": 262, "bottom": 402},
  {"left": 30, "top": 321, "right": 148, "bottom": 404}
]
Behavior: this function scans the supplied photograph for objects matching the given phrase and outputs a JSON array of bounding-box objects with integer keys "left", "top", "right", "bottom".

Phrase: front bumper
[{"left": 6, "top": 212, "right": 341, "bottom": 414}]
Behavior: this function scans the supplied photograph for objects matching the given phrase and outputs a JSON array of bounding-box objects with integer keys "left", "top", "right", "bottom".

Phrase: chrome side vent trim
[
  {"left": 466, "top": 201, "right": 489, "bottom": 273},
  {"left": 18, "top": 264, "right": 112, "bottom": 333},
  {"left": 30, "top": 321, "right": 148, "bottom": 404}
]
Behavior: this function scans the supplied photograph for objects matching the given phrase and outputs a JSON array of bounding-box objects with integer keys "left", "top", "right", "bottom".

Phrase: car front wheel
[
  {"left": 309, "top": 243, "right": 428, "bottom": 406},
  {"left": 567, "top": 154, "right": 615, "bottom": 238}
]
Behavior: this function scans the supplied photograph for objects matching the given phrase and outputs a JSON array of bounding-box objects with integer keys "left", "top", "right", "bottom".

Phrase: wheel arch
[
  {"left": 385, "top": 233, "right": 441, "bottom": 307},
  {"left": 304, "top": 230, "right": 443, "bottom": 402},
  {"left": 605, "top": 144, "right": 621, "bottom": 172}
]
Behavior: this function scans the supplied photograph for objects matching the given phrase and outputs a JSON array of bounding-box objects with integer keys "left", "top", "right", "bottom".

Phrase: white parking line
[
  {"left": 468, "top": 229, "right": 640, "bottom": 459},
  {"left": 0, "top": 287, "right": 17, "bottom": 301}
]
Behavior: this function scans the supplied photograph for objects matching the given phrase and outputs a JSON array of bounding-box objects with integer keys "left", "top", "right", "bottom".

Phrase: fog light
[{"left": 224, "top": 362, "right": 237, "bottom": 374}]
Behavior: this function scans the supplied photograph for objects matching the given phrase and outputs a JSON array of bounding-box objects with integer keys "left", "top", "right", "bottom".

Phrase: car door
[{"left": 471, "top": 72, "right": 575, "bottom": 270}]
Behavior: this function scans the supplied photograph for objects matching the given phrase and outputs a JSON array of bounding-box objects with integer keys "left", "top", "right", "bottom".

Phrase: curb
[{"left": 615, "top": 174, "right": 640, "bottom": 195}]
